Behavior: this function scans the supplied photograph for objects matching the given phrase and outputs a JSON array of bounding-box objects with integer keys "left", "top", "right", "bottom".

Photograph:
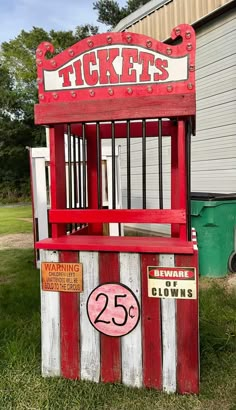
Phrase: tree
[{"left": 93, "top": 0, "right": 151, "bottom": 28}]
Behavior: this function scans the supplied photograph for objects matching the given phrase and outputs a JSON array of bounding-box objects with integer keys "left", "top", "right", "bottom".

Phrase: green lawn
[
  {"left": 0, "top": 205, "right": 33, "bottom": 235},
  {"left": 0, "top": 248, "right": 235, "bottom": 409}
]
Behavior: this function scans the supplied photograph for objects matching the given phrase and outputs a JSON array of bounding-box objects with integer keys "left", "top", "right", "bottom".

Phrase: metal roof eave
[{"left": 114, "top": 0, "right": 172, "bottom": 32}]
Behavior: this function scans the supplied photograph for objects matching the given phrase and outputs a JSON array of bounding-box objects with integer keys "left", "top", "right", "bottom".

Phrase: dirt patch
[
  {"left": 200, "top": 274, "right": 236, "bottom": 290},
  {"left": 0, "top": 273, "right": 16, "bottom": 284},
  {"left": 0, "top": 233, "right": 33, "bottom": 250}
]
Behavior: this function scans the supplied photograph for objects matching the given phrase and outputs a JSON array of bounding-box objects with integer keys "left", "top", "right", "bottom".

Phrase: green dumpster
[{"left": 191, "top": 192, "right": 236, "bottom": 277}]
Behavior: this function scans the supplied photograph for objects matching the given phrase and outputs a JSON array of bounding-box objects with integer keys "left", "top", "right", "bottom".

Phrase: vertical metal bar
[
  {"left": 158, "top": 119, "right": 163, "bottom": 209},
  {"left": 96, "top": 122, "right": 101, "bottom": 209},
  {"left": 186, "top": 119, "right": 192, "bottom": 241},
  {"left": 73, "top": 135, "right": 77, "bottom": 229},
  {"left": 127, "top": 120, "right": 131, "bottom": 209},
  {"left": 78, "top": 136, "right": 82, "bottom": 209},
  {"left": 67, "top": 124, "right": 73, "bottom": 232},
  {"left": 82, "top": 123, "right": 87, "bottom": 210},
  {"left": 142, "top": 119, "right": 146, "bottom": 209},
  {"left": 111, "top": 121, "right": 116, "bottom": 209}
]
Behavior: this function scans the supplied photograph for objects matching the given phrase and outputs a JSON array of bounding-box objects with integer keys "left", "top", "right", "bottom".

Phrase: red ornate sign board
[{"left": 36, "top": 24, "right": 195, "bottom": 104}]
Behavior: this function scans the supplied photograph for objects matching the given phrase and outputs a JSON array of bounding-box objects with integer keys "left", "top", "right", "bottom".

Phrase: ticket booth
[{"left": 34, "top": 24, "right": 199, "bottom": 394}]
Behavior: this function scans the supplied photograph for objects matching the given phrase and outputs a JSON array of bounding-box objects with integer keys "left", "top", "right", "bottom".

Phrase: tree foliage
[
  {"left": 93, "top": 0, "right": 151, "bottom": 28},
  {"left": 0, "top": 24, "right": 98, "bottom": 200}
]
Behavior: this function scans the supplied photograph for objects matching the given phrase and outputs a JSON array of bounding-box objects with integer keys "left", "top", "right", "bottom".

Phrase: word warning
[
  {"left": 147, "top": 266, "right": 196, "bottom": 299},
  {"left": 41, "top": 262, "right": 83, "bottom": 292}
]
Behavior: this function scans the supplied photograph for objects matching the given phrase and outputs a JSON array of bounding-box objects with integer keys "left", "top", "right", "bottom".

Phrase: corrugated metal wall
[
  {"left": 118, "top": 7, "right": 236, "bottom": 235},
  {"left": 122, "top": 0, "right": 233, "bottom": 41}
]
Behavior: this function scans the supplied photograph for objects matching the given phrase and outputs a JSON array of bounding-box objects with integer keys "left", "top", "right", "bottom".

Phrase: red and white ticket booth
[{"left": 34, "top": 24, "right": 199, "bottom": 394}]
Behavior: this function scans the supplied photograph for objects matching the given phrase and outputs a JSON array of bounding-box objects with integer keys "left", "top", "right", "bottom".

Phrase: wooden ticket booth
[{"left": 34, "top": 24, "right": 199, "bottom": 394}]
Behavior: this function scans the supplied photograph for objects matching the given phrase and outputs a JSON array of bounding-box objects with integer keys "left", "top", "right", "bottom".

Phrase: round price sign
[{"left": 87, "top": 283, "right": 140, "bottom": 337}]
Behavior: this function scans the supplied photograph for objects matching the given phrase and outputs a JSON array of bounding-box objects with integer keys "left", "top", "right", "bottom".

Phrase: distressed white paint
[
  {"left": 40, "top": 250, "right": 60, "bottom": 377},
  {"left": 44, "top": 45, "right": 188, "bottom": 91},
  {"left": 160, "top": 253, "right": 176, "bottom": 393},
  {"left": 79, "top": 251, "right": 100, "bottom": 382},
  {"left": 35, "top": 158, "right": 48, "bottom": 241},
  {"left": 120, "top": 253, "right": 142, "bottom": 387}
]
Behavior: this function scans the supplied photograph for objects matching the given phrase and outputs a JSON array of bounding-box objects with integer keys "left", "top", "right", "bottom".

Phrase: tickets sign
[
  {"left": 147, "top": 266, "right": 196, "bottom": 299},
  {"left": 41, "top": 262, "right": 83, "bottom": 292}
]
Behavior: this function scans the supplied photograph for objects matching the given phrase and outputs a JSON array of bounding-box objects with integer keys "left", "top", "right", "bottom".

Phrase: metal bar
[
  {"left": 96, "top": 122, "right": 101, "bottom": 209},
  {"left": 127, "top": 120, "right": 131, "bottom": 209},
  {"left": 82, "top": 123, "right": 87, "bottom": 210},
  {"left": 158, "top": 119, "right": 163, "bottom": 209},
  {"left": 67, "top": 124, "right": 73, "bottom": 232},
  {"left": 78, "top": 136, "right": 82, "bottom": 209},
  {"left": 186, "top": 119, "right": 192, "bottom": 241},
  {"left": 142, "top": 120, "right": 146, "bottom": 209},
  {"left": 73, "top": 135, "right": 77, "bottom": 229},
  {"left": 111, "top": 121, "right": 116, "bottom": 209}
]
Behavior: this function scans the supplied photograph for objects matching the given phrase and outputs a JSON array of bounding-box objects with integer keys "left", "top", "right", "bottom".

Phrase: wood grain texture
[
  {"left": 49, "top": 209, "right": 186, "bottom": 224},
  {"left": 120, "top": 253, "right": 142, "bottom": 387},
  {"left": 141, "top": 253, "right": 162, "bottom": 389},
  {"left": 35, "top": 94, "right": 195, "bottom": 125},
  {"left": 160, "top": 254, "right": 176, "bottom": 393},
  {"left": 99, "top": 252, "right": 121, "bottom": 383},
  {"left": 60, "top": 251, "right": 80, "bottom": 380},
  {"left": 40, "top": 250, "right": 60, "bottom": 377},
  {"left": 80, "top": 251, "right": 100, "bottom": 382},
  {"left": 36, "top": 235, "right": 194, "bottom": 254},
  {"left": 176, "top": 252, "right": 199, "bottom": 394}
]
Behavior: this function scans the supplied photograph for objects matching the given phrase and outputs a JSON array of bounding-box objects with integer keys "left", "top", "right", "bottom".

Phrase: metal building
[{"left": 114, "top": 0, "right": 236, "bottom": 235}]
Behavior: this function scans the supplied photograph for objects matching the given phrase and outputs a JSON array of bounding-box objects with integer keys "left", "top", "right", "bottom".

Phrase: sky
[{"left": 0, "top": 0, "right": 128, "bottom": 44}]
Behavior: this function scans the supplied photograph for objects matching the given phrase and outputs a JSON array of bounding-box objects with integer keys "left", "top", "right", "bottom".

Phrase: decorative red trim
[
  {"left": 49, "top": 209, "right": 186, "bottom": 224},
  {"left": 99, "top": 253, "right": 121, "bottom": 383},
  {"left": 178, "top": 121, "right": 187, "bottom": 240},
  {"left": 35, "top": 25, "right": 195, "bottom": 104},
  {"left": 176, "top": 252, "right": 199, "bottom": 394},
  {"left": 35, "top": 94, "right": 195, "bottom": 125},
  {"left": 171, "top": 128, "right": 180, "bottom": 237},
  {"left": 35, "top": 236, "right": 194, "bottom": 254},
  {"left": 141, "top": 254, "right": 162, "bottom": 389},
  {"left": 69, "top": 120, "right": 177, "bottom": 139},
  {"left": 60, "top": 251, "right": 80, "bottom": 380}
]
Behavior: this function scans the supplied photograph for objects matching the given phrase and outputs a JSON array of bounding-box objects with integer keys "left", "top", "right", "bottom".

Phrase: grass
[
  {"left": 0, "top": 205, "right": 32, "bottom": 235},
  {"left": 0, "top": 206, "right": 236, "bottom": 409}
]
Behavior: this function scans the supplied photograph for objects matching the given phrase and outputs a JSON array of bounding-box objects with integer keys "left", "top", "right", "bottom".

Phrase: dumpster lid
[{"left": 191, "top": 192, "right": 236, "bottom": 201}]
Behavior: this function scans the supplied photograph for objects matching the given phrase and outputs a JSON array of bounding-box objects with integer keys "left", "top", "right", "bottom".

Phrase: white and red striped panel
[{"left": 40, "top": 248, "right": 199, "bottom": 394}]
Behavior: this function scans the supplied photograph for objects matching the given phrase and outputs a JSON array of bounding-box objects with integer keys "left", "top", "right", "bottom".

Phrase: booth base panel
[{"left": 39, "top": 249, "right": 199, "bottom": 395}]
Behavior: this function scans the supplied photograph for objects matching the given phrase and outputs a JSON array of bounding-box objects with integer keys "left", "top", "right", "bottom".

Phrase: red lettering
[
  {"left": 97, "top": 49, "right": 119, "bottom": 84},
  {"left": 154, "top": 58, "right": 169, "bottom": 81},
  {"left": 120, "top": 48, "right": 138, "bottom": 83},
  {"left": 83, "top": 52, "right": 98, "bottom": 86},
  {"left": 59, "top": 65, "right": 73, "bottom": 87},
  {"left": 139, "top": 52, "right": 154, "bottom": 82},
  {"left": 73, "top": 59, "right": 83, "bottom": 86}
]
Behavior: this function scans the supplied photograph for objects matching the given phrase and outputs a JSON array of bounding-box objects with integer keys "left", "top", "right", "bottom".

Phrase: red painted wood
[
  {"left": 49, "top": 209, "right": 186, "bottom": 224},
  {"left": 35, "top": 235, "right": 194, "bottom": 254},
  {"left": 176, "top": 252, "right": 199, "bottom": 394},
  {"left": 69, "top": 121, "right": 177, "bottom": 139},
  {"left": 34, "top": 94, "right": 196, "bottom": 125},
  {"left": 36, "top": 26, "right": 195, "bottom": 104},
  {"left": 178, "top": 121, "right": 187, "bottom": 240},
  {"left": 49, "top": 125, "right": 67, "bottom": 238},
  {"left": 60, "top": 251, "right": 80, "bottom": 379},
  {"left": 99, "top": 252, "right": 121, "bottom": 383},
  {"left": 141, "top": 254, "right": 162, "bottom": 389},
  {"left": 86, "top": 128, "right": 103, "bottom": 235}
]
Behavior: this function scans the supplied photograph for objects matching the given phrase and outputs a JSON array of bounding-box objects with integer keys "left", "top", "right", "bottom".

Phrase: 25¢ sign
[{"left": 87, "top": 283, "right": 140, "bottom": 337}]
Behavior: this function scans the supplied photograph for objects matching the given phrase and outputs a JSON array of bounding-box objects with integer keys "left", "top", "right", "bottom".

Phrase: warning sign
[
  {"left": 147, "top": 266, "right": 196, "bottom": 299},
  {"left": 41, "top": 262, "right": 83, "bottom": 293}
]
